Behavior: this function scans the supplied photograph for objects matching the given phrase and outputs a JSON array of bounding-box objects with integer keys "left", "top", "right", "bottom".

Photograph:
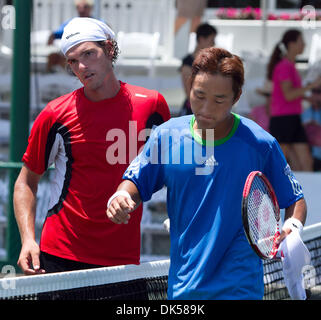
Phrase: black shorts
[
  {"left": 40, "top": 251, "right": 104, "bottom": 273},
  {"left": 313, "top": 157, "right": 321, "bottom": 171},
  {"left": 269, "top": 115, "right": 308, "bottom": 144}
]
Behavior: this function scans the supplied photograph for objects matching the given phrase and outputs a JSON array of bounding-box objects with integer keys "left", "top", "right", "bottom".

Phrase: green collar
[{"left": 190, "top": 113, "right": 240, "bottom": 146}]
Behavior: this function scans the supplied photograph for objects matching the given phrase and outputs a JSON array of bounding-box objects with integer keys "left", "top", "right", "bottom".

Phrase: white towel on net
[{"left": 278, "top": 230, "right": 311, "bottom": 300}]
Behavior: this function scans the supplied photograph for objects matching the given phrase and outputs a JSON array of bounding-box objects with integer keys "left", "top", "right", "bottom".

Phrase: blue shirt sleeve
[
  {"left": 263, "top": 139, "right": 304, "bottom": 209},
  {"left": 123, "top": 127, "right": 165, "bottom": 202},
  {"left": 53, "top": 20, "right": 70, "bottom": 39}
]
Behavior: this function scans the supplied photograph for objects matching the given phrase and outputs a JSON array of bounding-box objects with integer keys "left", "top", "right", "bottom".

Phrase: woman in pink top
[{"left": 267, "top": 29, "right": 321, "bottom": 171}]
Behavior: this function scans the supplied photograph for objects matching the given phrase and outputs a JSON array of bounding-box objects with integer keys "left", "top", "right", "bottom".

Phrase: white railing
[
  {"left": 31, "top": 0, "right": 176, "bottom": 61},
  {"left": 100, "top": 0, "right": 175, "bottom": 60},
  {"left": 32, "top": 0, "right": 77, "bottom": 31},
  {"left": 206, "top": 19, "right": 321, "bottom": 61}
]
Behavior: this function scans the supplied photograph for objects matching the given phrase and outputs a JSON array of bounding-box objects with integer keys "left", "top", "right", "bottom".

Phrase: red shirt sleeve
[
  {"left": 156, "top": 92, "right": 171, "bottom": 122},
  {"left": 22, "top": 105, "right": 57, "bottom": 175}
]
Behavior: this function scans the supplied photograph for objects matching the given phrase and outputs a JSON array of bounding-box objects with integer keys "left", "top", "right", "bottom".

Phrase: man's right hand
[
  {"left": 106, "top": 195, "right": 136, "bottom": 225},
  {"left": 17, "top": 239, "right": 45, "bottom": 275}
]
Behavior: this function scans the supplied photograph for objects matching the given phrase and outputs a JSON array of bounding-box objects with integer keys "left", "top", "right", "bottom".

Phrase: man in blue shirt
[{"left": 106, "top": 47, "right": 307, "bottom": 300}]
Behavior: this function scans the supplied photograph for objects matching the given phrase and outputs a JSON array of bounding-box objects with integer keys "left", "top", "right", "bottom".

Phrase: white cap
[{"left": 60, "top": 17, "right": 115, "bottom": 56}]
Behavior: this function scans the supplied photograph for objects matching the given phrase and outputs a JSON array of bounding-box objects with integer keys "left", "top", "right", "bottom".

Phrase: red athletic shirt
[{"left": 22, "top": 82, "right": 170, "bottom": 266}]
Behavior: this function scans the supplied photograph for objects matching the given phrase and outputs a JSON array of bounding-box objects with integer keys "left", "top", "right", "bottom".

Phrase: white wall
[
  {"left": 207, "top": 19, "right": 321, "bottom": 60},
  {"left": 295, "top": 172, "right": 321, "bottom": 226}
]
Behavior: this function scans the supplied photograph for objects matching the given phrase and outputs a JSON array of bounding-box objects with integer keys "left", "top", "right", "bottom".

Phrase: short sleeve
[
  {"left": 263, "top": 140, "right": 304, "bottom": 209},
  {"left": 156, "top": 92, "right": 170, "bottom": 122},
  {"left": 53, "top": 20, "right": 70, "bottom": 39},
  {"left": 274, "top": 61, "right": 294, "bottom": 83},
  {"left": 182, "top": 54, "right": 194, "bottom": 67},
  {"left": 178, "top": 54, "right": 194, "bottom": 72},
  {"left": 123, "top": 127, "right": 165, "bottom": 202},
  {"left": 145, "top": 92, "right": 170, "bottom": 130},
  {"left": 22, "top": 106, "right": 57, "bottom": 175}
]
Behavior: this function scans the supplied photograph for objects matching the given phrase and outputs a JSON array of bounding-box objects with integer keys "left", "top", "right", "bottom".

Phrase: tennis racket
[{"left": 242, "top": 171, "right": 281, "bottom": 260}]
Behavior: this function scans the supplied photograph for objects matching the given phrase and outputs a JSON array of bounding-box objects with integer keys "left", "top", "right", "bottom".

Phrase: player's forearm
[
  {"left": 13, "top": 180, "right": 38, "bottom": 243},
  {"left": 107, "top": 180, "right": 142, "bottom": 224},
  {"left": 284, "top": 198, "right": 307, "bottom": 226},
  {"left": 283, "top": 87, "right": 306, "bottom": 101}
]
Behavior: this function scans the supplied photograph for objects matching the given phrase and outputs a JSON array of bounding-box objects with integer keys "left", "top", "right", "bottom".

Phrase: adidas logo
[{"left": 204, "top": 155, "right": 219, "bottom": 167}]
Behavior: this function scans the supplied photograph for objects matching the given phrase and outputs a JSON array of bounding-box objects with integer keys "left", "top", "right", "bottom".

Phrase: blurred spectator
[
  {"left": 267, "top": 29, "right": 321, "bottom": 171},
  {"left": 46, "top": 0, "right": 94, "bottom": 72},
  {"left": 250, "top": 80, "right": 272, "bottom": 132},
  {"left": 175, "top": 0, "right": 207, "bottom": 34},
  {"left": 178, "top": 23, "right": 217, "bottom": 116},
  {"left": 302, "top": 87, "right": 321, "bottom": 171}
]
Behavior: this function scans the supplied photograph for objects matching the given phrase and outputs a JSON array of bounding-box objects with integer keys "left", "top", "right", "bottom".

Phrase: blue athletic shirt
[{"left": 123, "top": 113, "right": 304, "bottom": 300}]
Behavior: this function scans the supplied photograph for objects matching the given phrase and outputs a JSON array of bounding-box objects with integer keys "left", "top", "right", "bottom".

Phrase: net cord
[{"left": 0, "top": 259, "right": 170, "bottom": 299}]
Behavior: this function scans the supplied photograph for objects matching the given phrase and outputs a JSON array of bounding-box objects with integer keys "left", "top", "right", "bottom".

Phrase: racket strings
[{"left": 247, "top": 176, "right": 279, "bottom": 258}]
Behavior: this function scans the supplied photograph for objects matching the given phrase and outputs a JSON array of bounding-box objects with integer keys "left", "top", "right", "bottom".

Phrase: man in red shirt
[{"left": 13, "top": 18, "right": 170, "bottom": 274}]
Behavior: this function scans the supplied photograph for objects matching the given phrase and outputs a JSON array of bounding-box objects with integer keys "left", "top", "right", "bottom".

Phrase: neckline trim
[{"left": 190, "top": 113, "right": 240, "bottom": 146}]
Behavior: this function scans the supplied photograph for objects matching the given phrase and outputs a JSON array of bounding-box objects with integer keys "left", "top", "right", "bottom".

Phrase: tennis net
[
  {"left": 0, "top": 259, "right": 169, "bottom": 300},
  {"left": 0, "top": 223, "right": 320, "bottom": 300}
]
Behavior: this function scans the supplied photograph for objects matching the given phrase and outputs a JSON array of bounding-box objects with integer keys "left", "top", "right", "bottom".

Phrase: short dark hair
[
  {"left": 191, "top": 47, "right": 244, "bottom": 100},
  {"left": 196, "top": 23, "right": 217, "bottom": 42}
]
